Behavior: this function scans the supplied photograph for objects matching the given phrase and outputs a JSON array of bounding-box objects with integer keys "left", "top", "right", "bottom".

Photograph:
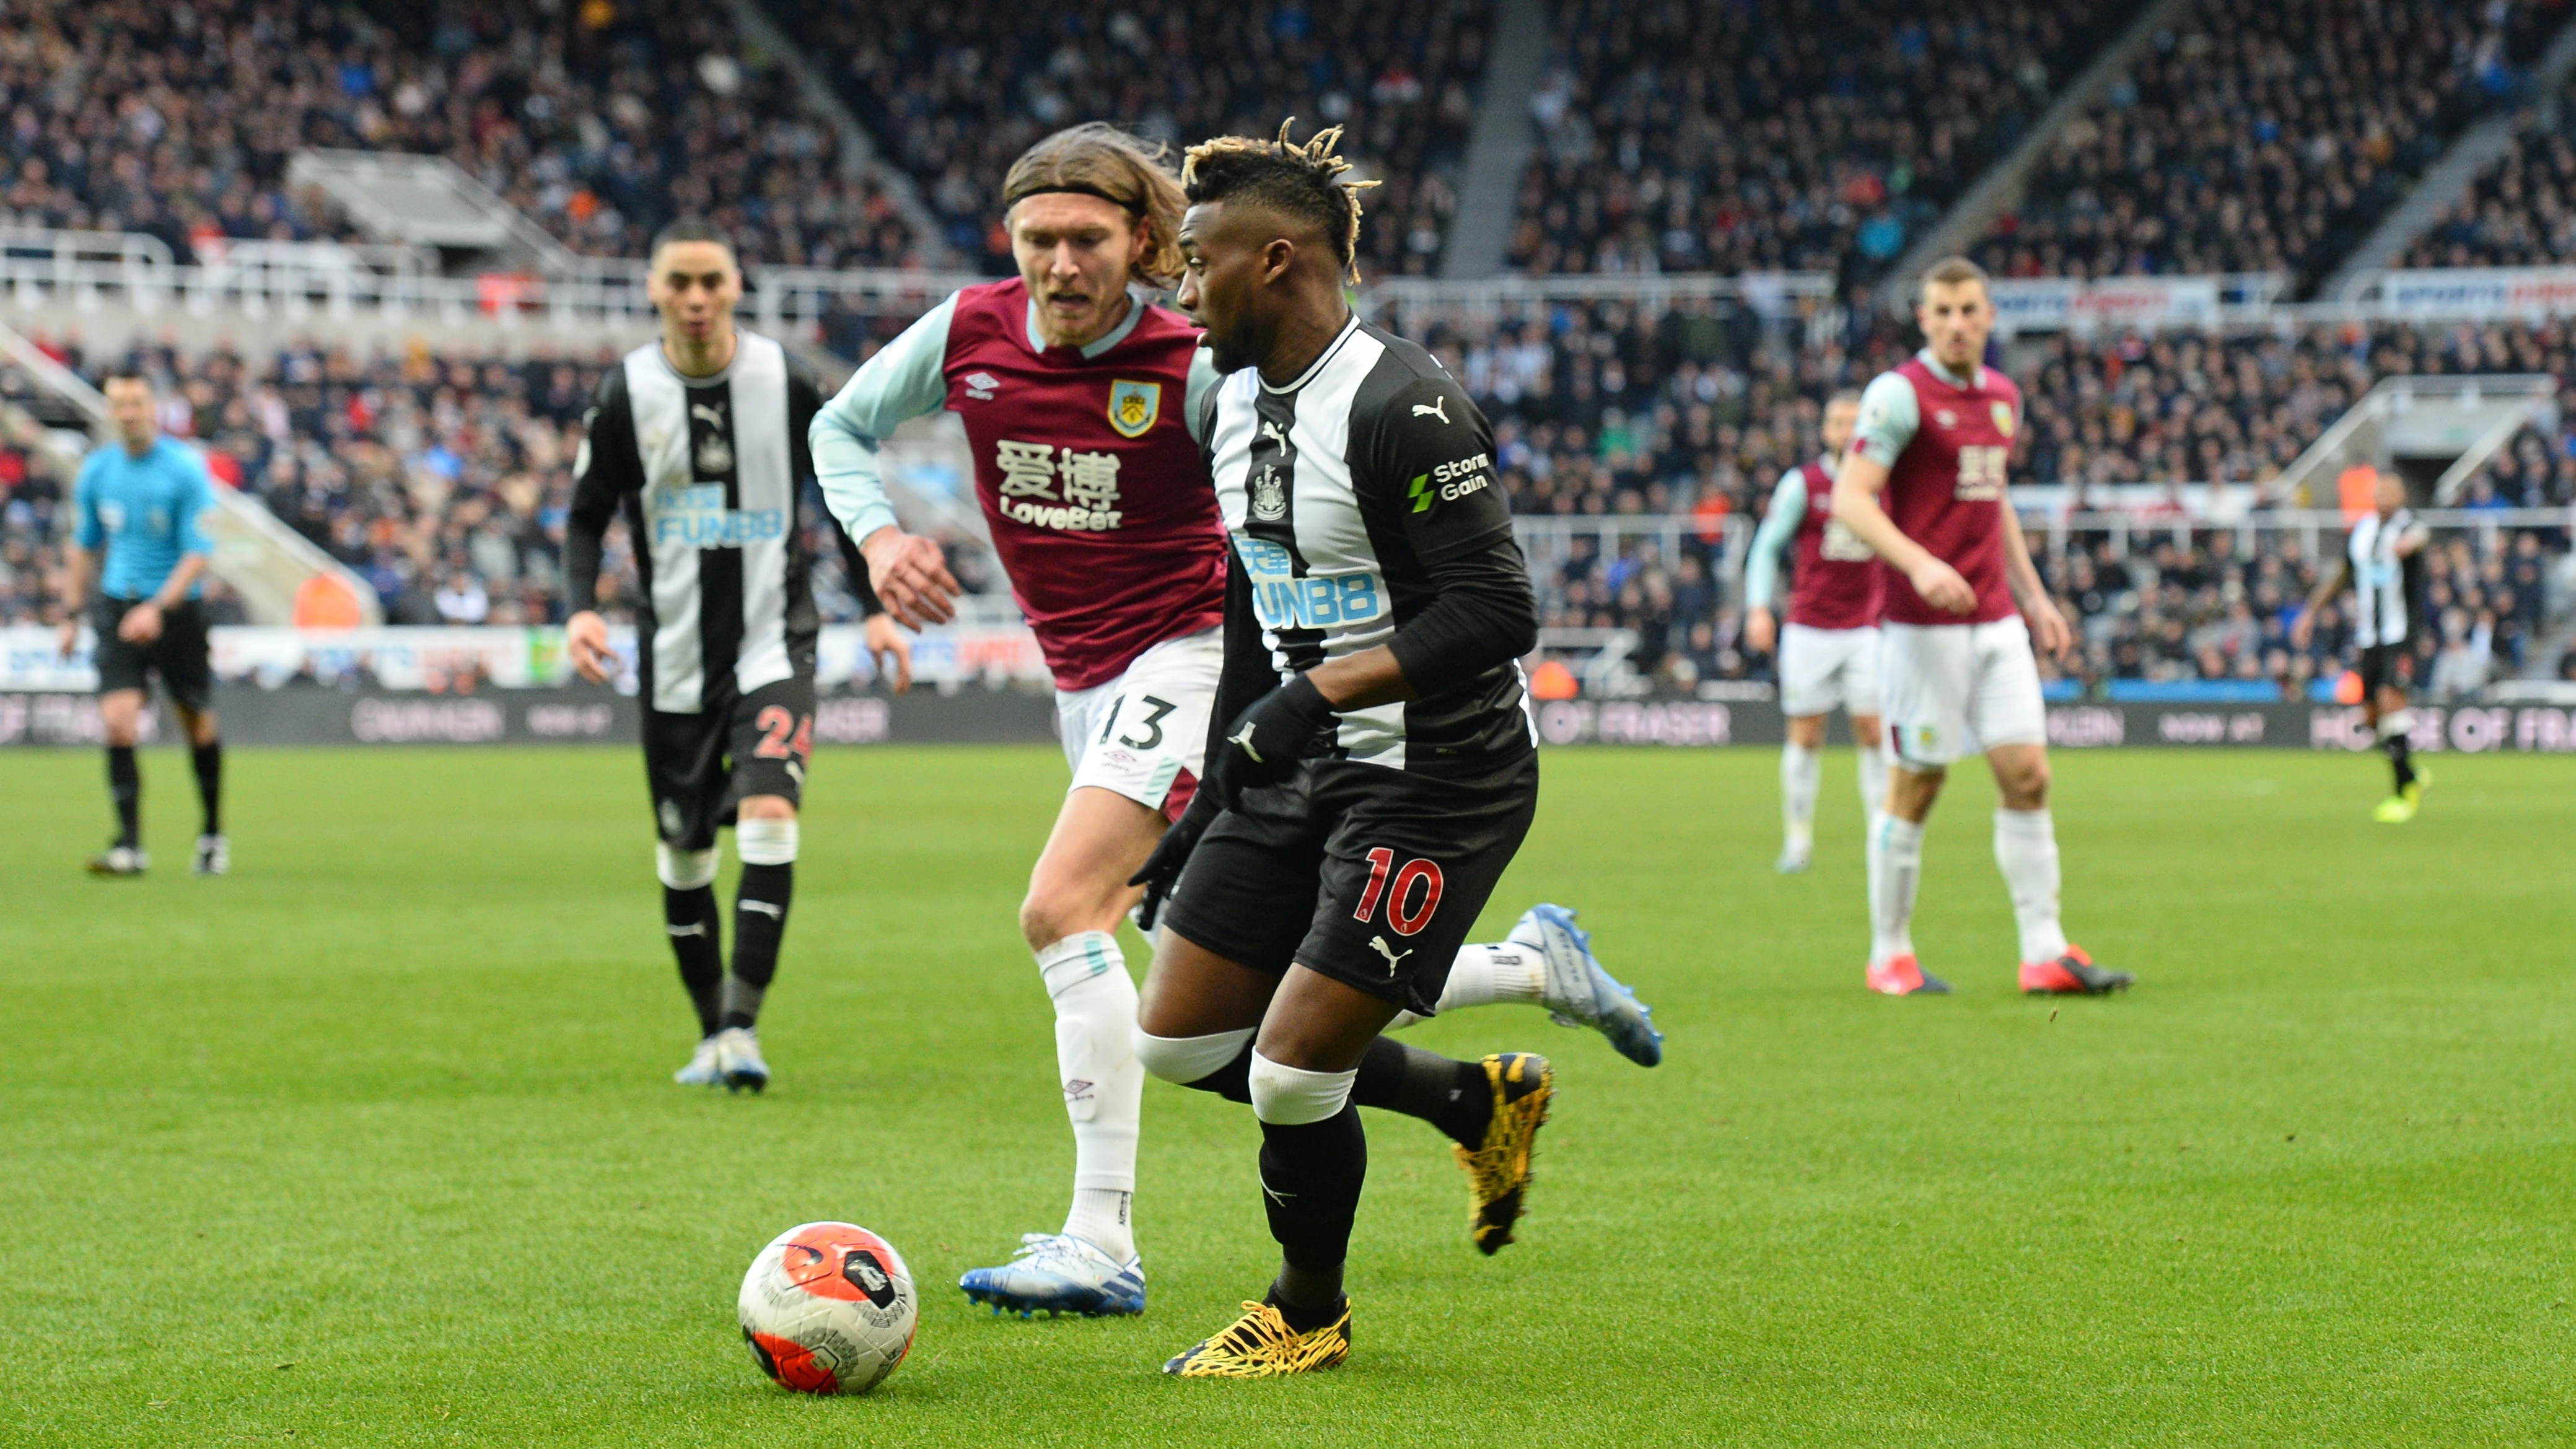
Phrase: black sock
[
  {"left": 1257, "top": 1105, "right": 1366, "bottom": 1333},
  {"left": 106, "top": 745, "right": 139, "bottom": 847},
  {"left": 2384, "top": 731, "right": 2416, "bottom": 790},
  {"left": 1181, "top": 1043, "right": 1256, "bottom": 1104},
  {"left": 1352, "top": 1037, "right": 1492, "bottom": 1148},
  {"left": 722, "top": 862, "right": 793, "bottom": 1030},
  {"left": 191, "top": 740, "right": 222, "bottom": 835},
  {"left": 662, "top": 885, "right": 724, "bottom": 1036}
]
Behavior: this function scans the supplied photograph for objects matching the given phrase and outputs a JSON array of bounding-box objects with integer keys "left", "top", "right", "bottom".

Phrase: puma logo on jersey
[
  {"left": 691, "top": 402, "right": 726, "bottom": 427},
  {"left": 1229, "top": 720, "right": 1264, "bottom": 763},
  {"left": 1411, "top": 396, "right": 1450, "bottom": 423},
  {"left": 1367, "top": 937, "right": 1413, "bottom": 974},
  {"left": 1258, "top": 419, "right": 1290, "bottom": 450}
]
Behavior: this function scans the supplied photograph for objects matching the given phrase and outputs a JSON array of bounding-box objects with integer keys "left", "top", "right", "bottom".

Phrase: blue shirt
[{"left": 74, "top": 437, "right": 217, "bottom": 600}]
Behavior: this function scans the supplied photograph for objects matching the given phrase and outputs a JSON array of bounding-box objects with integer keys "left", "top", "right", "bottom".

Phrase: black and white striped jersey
[
  {"left": 2347, "top": 506, "right": 2423, "bottom": 650},
  {"left": 1202, "top": 314, "right": 1536, "bottom": 775},
  {"left": 570, "top": 331, "right": 830, "bottom": 714}
]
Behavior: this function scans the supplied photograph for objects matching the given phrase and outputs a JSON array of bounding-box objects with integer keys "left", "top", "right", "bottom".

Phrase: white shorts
[
  {"left": 1054, "top": 627, "right": 1222, "bottom": 818},
  {"left": 1878, "top": 616, "right": 2046, "bottom": 768},
  {"left": 1779, "top": 622, "right": 1882, "bottom": 719}
]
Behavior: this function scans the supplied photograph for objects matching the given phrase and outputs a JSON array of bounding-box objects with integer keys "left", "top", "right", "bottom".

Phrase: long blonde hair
[{"left": 1001, "top": 123, "right": 1189, "bottom": 287}]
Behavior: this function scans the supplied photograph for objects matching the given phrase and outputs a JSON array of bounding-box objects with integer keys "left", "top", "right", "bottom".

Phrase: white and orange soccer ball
[{"left": 737, "top": 1222, "right": 917, "bottom": 1394}]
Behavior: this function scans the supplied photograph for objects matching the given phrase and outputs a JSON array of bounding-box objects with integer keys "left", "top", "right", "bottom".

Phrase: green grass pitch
[{"left": 3, "top": 743, "right": 2572, "bottom": 1447}]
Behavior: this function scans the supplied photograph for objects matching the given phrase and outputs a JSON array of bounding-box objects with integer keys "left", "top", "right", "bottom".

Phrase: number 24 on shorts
[
  {"left": 1354, "top": 848, "right": 1445, "bottom": 936},
  {"left": 753, "top": 706, "right": 813, "bottom": 761}
]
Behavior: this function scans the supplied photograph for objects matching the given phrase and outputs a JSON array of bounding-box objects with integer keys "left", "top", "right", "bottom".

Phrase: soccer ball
[{"left": 737, "top": 1222, "right": 917, "bottom": 1394}]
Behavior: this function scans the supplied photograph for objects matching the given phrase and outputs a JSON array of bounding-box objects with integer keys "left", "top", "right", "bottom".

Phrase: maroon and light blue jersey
[
  {"left": 813, "top": 278, "right": 1227, "bottom": 691},
  {"left": 1847, "top": 352, "right": 2024, "bottom": 627},
  {"left": 1743, "top": 455, "right": 1883, "bottom": 631}
]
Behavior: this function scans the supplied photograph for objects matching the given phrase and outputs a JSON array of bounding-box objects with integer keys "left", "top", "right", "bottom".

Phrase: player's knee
[
  {"left": 1786, "top": 716, "right": 1826, "bottom": 749},
  {"left": 1133, "top": 1025, "right": 1253, "bottom": 1088},
  {"left": 736, "top": 815, "right": 797, "bottom": 866},
  {"left": 1997, "top": 758, "right": 2050, "bottom": 808},
  {"left": 657, "top": 843, "right": 719, "bottom": 890},
  {"left": 1246, "top": 1049, "right": 1357, "bottom": 1125},
  {"left": 1019, "top": 880, "right": 1107, "bottom": 951}
]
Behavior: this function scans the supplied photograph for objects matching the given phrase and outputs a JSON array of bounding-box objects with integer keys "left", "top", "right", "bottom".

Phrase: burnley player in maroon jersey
[
  {"left": 1742, "top": 390, "right": 1887, "bottom": 873},
  {"left": 812, "top": 124, "right": 1658, "bottom": 1321},
  {"left": 1829, "top": 256, "right": 2130, "bottom": 999}
]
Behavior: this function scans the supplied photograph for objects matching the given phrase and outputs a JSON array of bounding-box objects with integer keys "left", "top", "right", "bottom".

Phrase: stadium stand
[
  {"left": 2404, "top": 108, "right": 2576, "bottom": 268},
  {"left": 0, "top": 0, "right": 915, "bottom": 270},
  {"left": 771, "top": 0, "right": 1492, "bottom": 278},
  {"left": 1507, "top": 0, "right": 2130, "bottom": 281},
  {"left": 1978, "top": 0, "right": 2549, "bottom": 292}
]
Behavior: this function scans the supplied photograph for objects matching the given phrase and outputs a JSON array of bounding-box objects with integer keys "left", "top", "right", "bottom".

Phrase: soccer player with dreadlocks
[
  {"left": 1124, "top": 123, "right": 1574, "bottom": 1377},
  {"left": 812, "top": 123, "right": 1659, "bottom": 1326}
]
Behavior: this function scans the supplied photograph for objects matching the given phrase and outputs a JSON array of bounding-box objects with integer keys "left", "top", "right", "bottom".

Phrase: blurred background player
[
  {"left": 1831, "top": 257, "right": 2130, "bottom": 999},
  {"left": 1742, "top": 389, "right": 1886, "bottom": 873},
  {"left": 814, "top": 123, "right": 1657, "bottom": 1323},
  {"left": 563, "top": 218, "right": 909, "bottom": 1093},
  {"left": 2292, "top": 470, "right": 2431, "bottom": 823},
  {"left": 1133, "top": 124, "right": 1561, "bottom": 1377},
  {"left": 55, "top": 369, "right": 226, "bottom": 878}
]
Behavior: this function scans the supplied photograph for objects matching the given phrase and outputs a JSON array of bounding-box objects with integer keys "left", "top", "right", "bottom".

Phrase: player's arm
[
  {"left": 1830, "top": 373, "right": 1975, "bottom": 615},
  {"left": 810, "top": 295, "right": 962, "bottom": 628},
  {"left": 1216, "top": 377, "right": 1535, "bottom": 795},
  {"left": 1997, "top": 496, "right": 2071, "bottom": 657},
  {"left": 1128, "top": 548, "right": 1271, "bottom": 925},
  {"left": 2289, "top": 551, "right": 2353, "bottom": 650},
  {"left": 1741, "top": 466, "right": 1806, "bottom": 655},
  {"left": 56, "top": 456, "right": 103, "bottom": 657},
  {"left": 790, "top": 361, "right": 909, "bottom": 691},
  {"left": 120, "top": 453, "right": 216, "bottom": 646},
  {"left": 2392, "top": 519, "right": 2431, "bottom": 558},
  {"left": 563, "top": 371, "right": 640, "bottom": 683}
]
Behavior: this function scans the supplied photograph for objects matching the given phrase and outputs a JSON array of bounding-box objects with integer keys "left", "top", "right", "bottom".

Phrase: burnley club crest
[{"left": 1108, "top": 379, "right": 1161, "bottom": 438}]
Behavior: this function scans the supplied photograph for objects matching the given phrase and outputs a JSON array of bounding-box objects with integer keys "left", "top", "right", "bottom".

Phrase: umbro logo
[
  {"left": 964, "top": 371, "right": 1001, "bottom": 401},
  {"left": 1064, "top": 1077, "right": 1095, "bottom": 1103},
  {"left": 1411, "top": 396, "right": 1450, "bottom": 423}
]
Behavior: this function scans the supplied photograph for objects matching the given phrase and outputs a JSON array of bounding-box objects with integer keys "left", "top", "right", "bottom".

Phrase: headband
[{"left": 1004, "top": 182, "right": 1142, "bottom": 213}]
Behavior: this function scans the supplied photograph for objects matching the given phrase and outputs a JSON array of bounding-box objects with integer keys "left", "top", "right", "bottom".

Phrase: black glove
[
  {"left": 1128, "top": 784, "right": 1222, "bottom": 932},
  {"left": 1211, "top": 673, "right": 1338, "bottom": 801}
]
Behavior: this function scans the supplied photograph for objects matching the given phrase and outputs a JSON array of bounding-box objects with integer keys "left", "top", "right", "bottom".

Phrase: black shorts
[
  {"left": 91, "top": 596, "right": 212, "bottom": 712},
  {"left": 1161, "top": 751, "right": 1540, "bottom": 1017},
  {"left": 2357, "top": 643, "right": 2413, "bottom": 696},
  {"left": 642, "top": 676, "right": 815, "bottom": 849}
]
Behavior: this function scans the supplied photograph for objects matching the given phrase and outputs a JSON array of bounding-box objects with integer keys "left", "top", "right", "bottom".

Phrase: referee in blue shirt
[{"left": 55, "top": 369, "right": 227, "bottom": 876}]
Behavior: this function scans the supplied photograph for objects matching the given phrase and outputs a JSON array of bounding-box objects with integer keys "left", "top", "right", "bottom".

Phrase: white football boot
[
  {"left": 86, "top": 844, "right": 148, "bottom": 877},
  {"left": 193, "top": 833, "right": 229, "bottom": 877},
  {"left": 960, "top": 1232, "right": 1147, "bottom": 1318},
  {"left": 673, "top": 1035, "right": 725, "bottom": 1087},
  {"left": 714, "top": 1026, "right": 769, "bottom": 1093},
  {"left": 1512, "top": 903, "right": 1664, "bottom": 1066}
]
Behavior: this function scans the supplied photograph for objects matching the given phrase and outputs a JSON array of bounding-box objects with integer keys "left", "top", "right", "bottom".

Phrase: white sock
[
  {"left": 1780, "top": 741, "right": 1820, "bottom": 854},
  {"left": 1992, "top": 808, "right": 2069, "bottom": 965},
  {"left": 1386, "top": 942, "right": 1546, "bottom": 1028},
  {"left": 1856, "top": 743, "right": 1889, "bottom": 820},
  {"left": 1867, "top": 813, "right": 1924, "bottom": 966},
  {"left": 1035, "top": 932, "right": 1141, "bottom": 1259}
]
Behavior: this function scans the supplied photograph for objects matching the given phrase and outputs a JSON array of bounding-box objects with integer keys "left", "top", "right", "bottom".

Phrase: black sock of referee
[
  {"left": 1258, "top": 1105, "right": 1365, "bottom": 1331},
  {"left": 2383, "top": 729, "right": 2416, "bottom": 792},
  {"left": 105, "top": 745, "right": 140, "bottom": 847},
  {"left": 1352, "top": 1036, "right": 1494, "bottom": 1148},
  {"left": 722, "top": 862, "right": 792, "bottom": 1030},
  {"left": 191, "top": 738, "right": 223, "bottom": 836},
  {"left": 663, "top": 885, "right": 724, "bottom": 1038}
]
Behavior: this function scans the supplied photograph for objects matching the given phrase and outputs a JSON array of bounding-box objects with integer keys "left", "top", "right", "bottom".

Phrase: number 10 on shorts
[{"left": 1354, "top": 848, "right": 1445, "bottom": 936}]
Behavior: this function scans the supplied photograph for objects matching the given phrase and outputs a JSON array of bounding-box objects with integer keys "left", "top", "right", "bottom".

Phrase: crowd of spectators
[
  {"left": 1510, "top": 0, "right": 2125, "bottom": 282},
  {"left": 0, "top": 330, "right": 903, "bottom": 639},
  {"left": 1978, "top": 0, "right": 2544, "bottom": 293},
  {"left": 786, "top": 0, "right": 1489, "bottom": 278},
  {"left": 1375, "top": 294, "right": 2576, "bottom": 693},
  {"left": 2404, "top": 108, "right": 2576, "bottom": 269},
  {"left": 0, "top": 0, "right": 915, "bottom": 272}
]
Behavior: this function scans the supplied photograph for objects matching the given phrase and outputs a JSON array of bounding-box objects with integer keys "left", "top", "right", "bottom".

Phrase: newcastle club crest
[{"left": 1249, "top": 463, "right": 1289, "bottom": 521}]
